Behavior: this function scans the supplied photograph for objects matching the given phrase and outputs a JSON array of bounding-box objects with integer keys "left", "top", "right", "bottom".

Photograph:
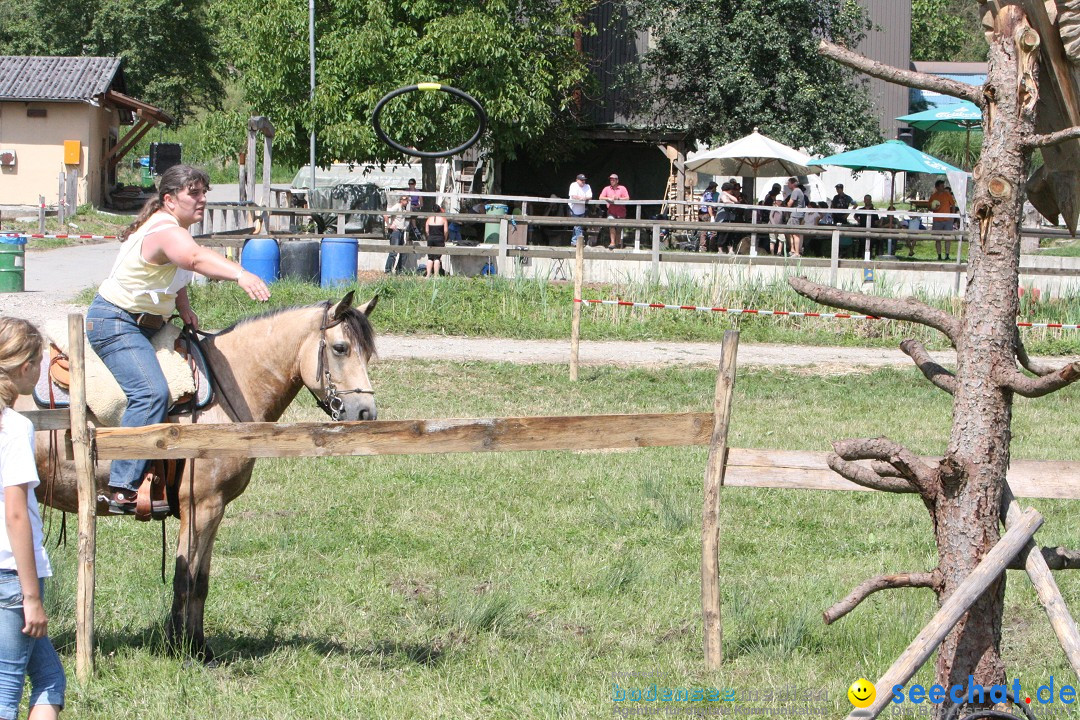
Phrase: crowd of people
[{"left": 379, "top": 170, "right": 962, "bottom": 266}]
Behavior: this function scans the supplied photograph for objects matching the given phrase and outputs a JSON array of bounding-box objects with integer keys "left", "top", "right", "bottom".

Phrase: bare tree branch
[
  {"left": 826, "top": 453, "right": 917, "bottom": 494},
  {"left": 823, "top": 571, "right": 942, "bottom": 625},
  {"left": 788, "top": 276, "right": 960, "bottom": 345},
  {"left": 870, "top": 460, "right": 905, "bottom": 478},
  {"left": 1025, "top": 127, "right": 1080, "bottom": 149},
  {"left": 1008, "top": 547, "right": 1080, "bottom": 570},
  {"left": 832, "top": 437, "right": 941, "bottom": 499},
  {"left": 998, "top": 361, "right": 1080, "bottom": 397},
  {"left": 818, "top": 40, "right": 983, "bottom": 106},
  {"left": 1015, "top": 327, "right": 1057, "bottom": 376},
  {"left": 900, "top": 339, "right": 956, "bottom": 394}
]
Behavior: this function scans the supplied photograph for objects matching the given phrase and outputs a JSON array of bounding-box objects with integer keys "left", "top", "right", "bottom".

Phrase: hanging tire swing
[{"left": 371, "top": 83, "right": 487, "bottom": 158}]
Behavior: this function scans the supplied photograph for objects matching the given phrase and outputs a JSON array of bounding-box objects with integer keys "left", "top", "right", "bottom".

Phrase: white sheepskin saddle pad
[{"left": 33, "top": 321, "right": 210, "bottom": 427}]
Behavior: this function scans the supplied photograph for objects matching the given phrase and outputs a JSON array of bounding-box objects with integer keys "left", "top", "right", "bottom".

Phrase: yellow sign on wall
[{"left": 63, "top": 140, "right": 81, "bottom": 165}]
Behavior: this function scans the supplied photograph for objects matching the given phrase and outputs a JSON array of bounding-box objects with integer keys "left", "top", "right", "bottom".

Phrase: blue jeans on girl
[
  {"left": 86, "top": 295, "right": 170, "bottom": 493},
  {"left": 0, "top": 572, "right": 65, "bottom": 719}
]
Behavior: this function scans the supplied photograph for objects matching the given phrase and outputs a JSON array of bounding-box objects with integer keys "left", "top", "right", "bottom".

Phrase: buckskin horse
[{"left": 18, "top": 291, "right": 378, "bottom": 661}]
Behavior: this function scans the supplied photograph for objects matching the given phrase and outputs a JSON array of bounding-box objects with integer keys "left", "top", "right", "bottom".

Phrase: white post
[
  {"left": 830, "top": 229, "right": 841, "bottom": 286},
  {"left": 651, "top": 225, "right": 661, "bottom": 280},
  {"left": 498, "top": 218, "right": 509, "bottom": 275},
  {"left": 634, "top": 204, "right": 642, "bottom": 250}
]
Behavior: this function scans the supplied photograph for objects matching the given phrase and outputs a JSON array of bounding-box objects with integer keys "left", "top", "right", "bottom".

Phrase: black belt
[{"left": 133, "top": 313, "right": 166, "bottom": 330}]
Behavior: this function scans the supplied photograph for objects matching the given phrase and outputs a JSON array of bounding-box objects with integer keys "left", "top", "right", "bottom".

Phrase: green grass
[
  {"left": 42, "top": 362, "right": 1080, "bottom": 719},
  {"left": 158, "top": 274, "right": 1080, "bottom": 356}
]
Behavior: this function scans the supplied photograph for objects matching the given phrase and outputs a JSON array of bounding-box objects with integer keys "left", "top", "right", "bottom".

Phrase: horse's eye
[{"left": 332, "top": 342, "right": 349, "bottom": 355}]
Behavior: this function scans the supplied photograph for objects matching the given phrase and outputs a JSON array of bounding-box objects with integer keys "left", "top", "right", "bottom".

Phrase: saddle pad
[{"left": 33, "top": 324, "right": 213, "bottom": 422}]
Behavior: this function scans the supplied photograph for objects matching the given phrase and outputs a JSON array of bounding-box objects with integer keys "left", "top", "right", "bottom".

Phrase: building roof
[{"left": 0, "top": 56, "right": 124, "bottom": 102}]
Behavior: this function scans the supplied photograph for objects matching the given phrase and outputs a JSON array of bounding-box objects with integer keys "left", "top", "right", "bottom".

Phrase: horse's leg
[{"left": 167, "top": 490, "right": 225, "bottom": 662}]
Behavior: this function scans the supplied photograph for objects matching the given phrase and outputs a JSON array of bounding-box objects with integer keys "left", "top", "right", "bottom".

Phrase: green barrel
[
  {"left": 0, "top": 236, "right": 27, "bottom": 293},
  {"left": 484, "top": 203, "right": 508, "bottom": 244}
]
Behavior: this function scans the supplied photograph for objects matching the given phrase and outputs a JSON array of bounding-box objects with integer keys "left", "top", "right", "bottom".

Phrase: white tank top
[{"left": 98, "top": 212, "right": 193, "bottom": 316}]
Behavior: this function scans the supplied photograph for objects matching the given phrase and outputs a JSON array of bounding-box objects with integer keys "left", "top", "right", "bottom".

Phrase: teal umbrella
[
  {"left": 808, "top": 140, "right": 962, "bottom": 202},
  {"left": 896, "top": 101, "right": 982, "bottom": 168}
]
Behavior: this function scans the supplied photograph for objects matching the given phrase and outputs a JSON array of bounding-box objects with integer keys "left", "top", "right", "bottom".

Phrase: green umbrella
[
  {"left": 896, "top": 101, "right": 982, "bottom": 169},
  {"left": 808, "top": 140, "right": 962, "bottom": 202}
]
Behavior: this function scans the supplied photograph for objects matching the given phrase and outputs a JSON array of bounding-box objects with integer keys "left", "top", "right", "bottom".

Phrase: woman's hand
[
  {"left": 178, "top": 305, "right": 200, "bottom": 331},
  {"left": 237, "top": 271, "right": 271, "bottom": 302},
  {"left": 21, "top": 596, "right": 47, "bottom": 638}
]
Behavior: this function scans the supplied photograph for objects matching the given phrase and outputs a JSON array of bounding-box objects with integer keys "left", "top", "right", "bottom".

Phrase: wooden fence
[{"left": 26, "top": 317, "right": 1080, "bottom": 719}]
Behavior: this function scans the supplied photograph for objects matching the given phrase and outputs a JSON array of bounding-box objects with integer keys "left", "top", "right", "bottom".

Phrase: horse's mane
[{"left": 218, "top": 302, "right": 377, "bottom": 357}]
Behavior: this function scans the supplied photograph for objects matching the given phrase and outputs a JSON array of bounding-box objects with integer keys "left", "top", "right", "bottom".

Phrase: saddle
[
  {"left": 36, "top": 324, "right": 211, "bottom": 523},
  {"left": 33, "top": 325, "right": 213, "bottom": 419}
]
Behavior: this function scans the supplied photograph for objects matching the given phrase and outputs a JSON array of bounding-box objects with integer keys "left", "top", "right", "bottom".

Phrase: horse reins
[{"left": 310, "top": 301, "right": 375, "bottom": 421}]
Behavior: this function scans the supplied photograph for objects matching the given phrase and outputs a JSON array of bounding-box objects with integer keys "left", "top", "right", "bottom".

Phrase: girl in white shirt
[{"left": 0, "top": 317, "right": 65, "bottom": 719}]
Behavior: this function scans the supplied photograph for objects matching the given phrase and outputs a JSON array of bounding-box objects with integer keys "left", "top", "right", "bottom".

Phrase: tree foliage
[
  {"left": 911, "top": 0, "right": 988, "bottom": 62},
  {"left": 621, "top": 0, "right": 881, "bottom": 153},
  {"left": 213, "top": 0, "right": 595, "bottom": 167},
  {"left": 0, "top": 0, "right": 224, "bottom": 123}
]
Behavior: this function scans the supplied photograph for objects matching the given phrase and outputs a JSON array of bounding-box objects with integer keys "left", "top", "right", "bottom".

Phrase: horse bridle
[{"left": 310, "top": 302, "right": 375, "bottom": 421}]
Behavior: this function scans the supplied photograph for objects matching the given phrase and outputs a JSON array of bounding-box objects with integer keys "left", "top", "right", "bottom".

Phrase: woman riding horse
[{"left": 87, "top": 165, "right": 271, "bottom": 514}]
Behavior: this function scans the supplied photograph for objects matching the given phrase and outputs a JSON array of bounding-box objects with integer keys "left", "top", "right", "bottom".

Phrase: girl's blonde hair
[{"left": 0, "top": 317, "right": 44, "bottom": 426}]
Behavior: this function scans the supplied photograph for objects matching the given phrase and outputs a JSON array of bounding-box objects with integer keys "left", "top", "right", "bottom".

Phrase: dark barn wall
[{"left": 502, "top": 140, "right": 670, "bottom": 209}]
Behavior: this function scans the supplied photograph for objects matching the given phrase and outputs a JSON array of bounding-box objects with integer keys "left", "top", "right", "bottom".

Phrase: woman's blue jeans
[
  {"left": 86, "top": 295, "right": 170, "bottom": 492},
  {"left": 0, "top": 572, "right": 65, "bottom": 719}
]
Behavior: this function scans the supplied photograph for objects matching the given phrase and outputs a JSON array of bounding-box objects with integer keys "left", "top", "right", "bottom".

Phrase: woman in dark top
[{"left": 424, "top": 204, "right": 448, "bottom": 278}]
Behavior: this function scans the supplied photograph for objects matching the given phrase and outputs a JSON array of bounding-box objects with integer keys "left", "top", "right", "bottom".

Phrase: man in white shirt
[
  {"left": 567, "top": 173, "right": 592, "bottom": 247},
  {"left": 383, "top": 195, "right": 411, "bottom": 273}
]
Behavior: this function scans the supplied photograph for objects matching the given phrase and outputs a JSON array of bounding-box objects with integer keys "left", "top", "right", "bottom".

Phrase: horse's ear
[
  {"left": 356, "top": 294, "right": 378, "bottom": 317},
  {"left": 328, "top": 291, "right": 355, "bottom": 320}
]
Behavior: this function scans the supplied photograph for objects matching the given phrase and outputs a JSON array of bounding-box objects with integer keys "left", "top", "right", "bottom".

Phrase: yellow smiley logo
[{"left": 848, "top": 678, "right": 876, "bottom": 708}]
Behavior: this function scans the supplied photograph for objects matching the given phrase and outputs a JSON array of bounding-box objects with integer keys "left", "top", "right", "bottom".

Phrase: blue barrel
[
  {"left": 320, "top": 237, "right": 358, "bottom": 287},
  {"left": 280, "top": 240, "right": 320, "bottom": 284},
  {"left": 241, "top": 239, "right": 280, "bottom": 285}
]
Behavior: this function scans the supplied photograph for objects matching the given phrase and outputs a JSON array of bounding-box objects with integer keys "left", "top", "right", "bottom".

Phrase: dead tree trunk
[{"left": 799, "top": 5, "right": 1080, "bottom": 716}]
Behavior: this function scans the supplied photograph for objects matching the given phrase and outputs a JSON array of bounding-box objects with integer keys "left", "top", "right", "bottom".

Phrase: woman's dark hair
[{"left": 122, "top": 164, "right": 211, "bottom": 240}]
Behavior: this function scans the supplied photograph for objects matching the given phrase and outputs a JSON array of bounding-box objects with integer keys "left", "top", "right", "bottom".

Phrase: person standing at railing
[
  {"left": 784, "top": 177, "right": 806, "bottom": 257},
  {"left": 769, "top": 197, "right": 787, "bottom": 256},
  {"left": 568, "top": 174, "right": 592, "bottom": 247},
  {"left": 714, "top": 181, "right": 739, "bottom": 254},
  {"left": 424, "top": 204, "right": 448, "bottom": 278},
  {"left": 929, "top": 179, "right": 957, "bottom": 260},
  {"left": 599, "top": 174, "right": 629, "bottom": 249},
  {"left": 830, "top": 184, "right": 856, "bottom": 226},
  {"left": 384, "top": 194, "right": 410, "bottom": 274},
  {"left": 698, "top": 182, "right": 719, "bottom": 252}
]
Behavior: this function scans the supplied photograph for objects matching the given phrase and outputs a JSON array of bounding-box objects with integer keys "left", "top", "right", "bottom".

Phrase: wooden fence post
[
  {"left": 569, "top": 239, "right": 586, "bottom": 381},
  {"left": 651, "top": 225, "right": 661, "bottom": 280},
  {"left": 1001, "top": 483, "right": 1080, "bottom": 675},
  {"left": 702, "top": 330, "right": 739, "bottom": 670},
  {"left": 68, "top": 314, "right": 97, "bottom": 683},
  {"left": 850, "top": 508, "right": 1043, "bottom": 720}
]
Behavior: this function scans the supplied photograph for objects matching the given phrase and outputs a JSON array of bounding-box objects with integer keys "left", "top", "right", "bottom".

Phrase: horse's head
[{"left": 300, "top": 291, "right": 379, "bottom": 421}]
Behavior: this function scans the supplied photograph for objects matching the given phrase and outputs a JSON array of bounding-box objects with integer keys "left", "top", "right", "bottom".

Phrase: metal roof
[{"left": 0, "top": 56, "right": 123, "bottom": 102}]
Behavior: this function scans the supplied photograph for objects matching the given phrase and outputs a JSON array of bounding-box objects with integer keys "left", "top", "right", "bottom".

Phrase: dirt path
[{"left": 2, "top": 242, "right": 1074, "bottom": 370}]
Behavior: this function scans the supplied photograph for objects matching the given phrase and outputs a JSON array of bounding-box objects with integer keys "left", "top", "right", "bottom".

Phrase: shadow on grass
[{"left": 56, "top": 624, "right": 463, "bottom": 668}]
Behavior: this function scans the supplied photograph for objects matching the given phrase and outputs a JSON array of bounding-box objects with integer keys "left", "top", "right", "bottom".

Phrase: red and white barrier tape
[
  {"left": 2, "top": 233, "right": 119, "bottom": 240},
  {"left": 574, "top": 298, "right": 1080, "bottom": 330}
]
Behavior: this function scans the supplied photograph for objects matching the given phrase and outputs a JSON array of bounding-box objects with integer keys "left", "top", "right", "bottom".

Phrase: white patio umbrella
[{"left": 685, "top": 128, "right": 821, "bottom": 181}]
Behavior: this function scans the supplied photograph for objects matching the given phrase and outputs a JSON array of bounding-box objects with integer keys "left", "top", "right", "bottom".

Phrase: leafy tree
[
  {"left": 911, "top": 0, "right": 988, "bottom": 62},
  {"left": 212, "top": 0, "right": 595, "bottom": 168},
  {"left": 621, "top": 0, "right": 881, "bottom": 154},
  {"left": 0, "top": 0, "right": 223, "bottom": 123}
]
